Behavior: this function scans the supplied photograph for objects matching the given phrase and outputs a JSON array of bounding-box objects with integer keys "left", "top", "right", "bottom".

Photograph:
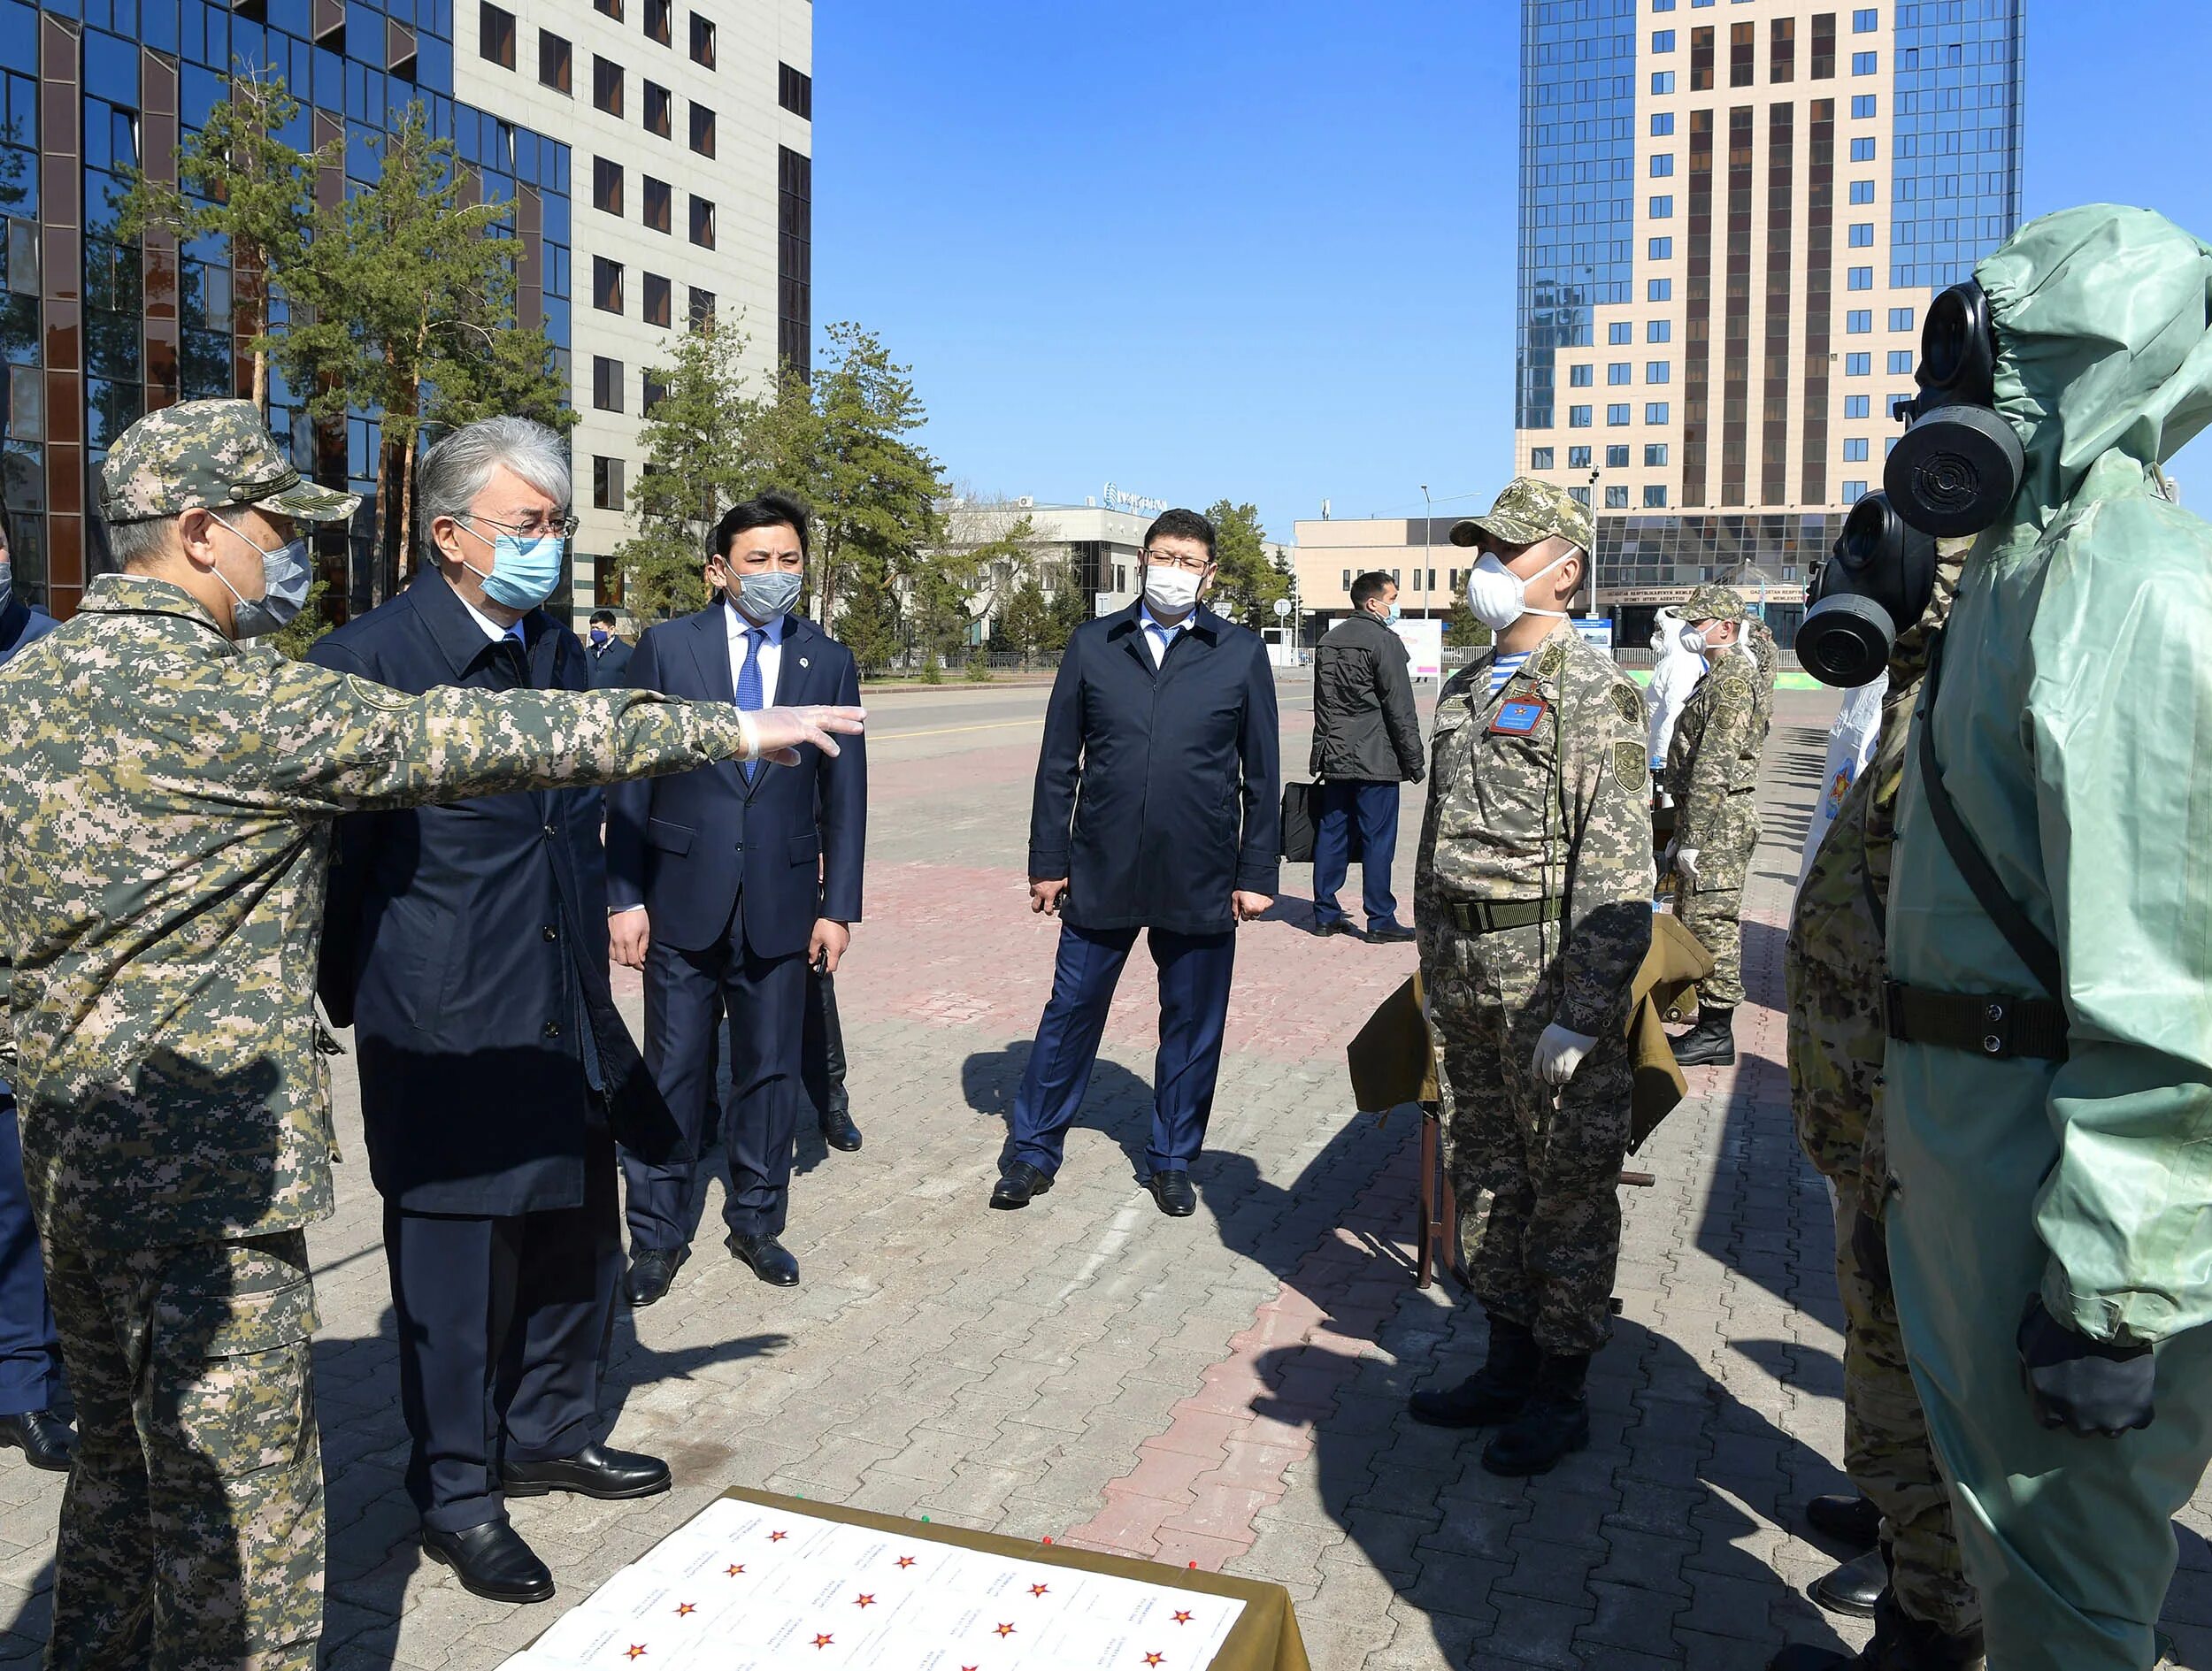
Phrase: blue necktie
[{"left": 735, "top": 625, "right": 765, "bottom": 782}]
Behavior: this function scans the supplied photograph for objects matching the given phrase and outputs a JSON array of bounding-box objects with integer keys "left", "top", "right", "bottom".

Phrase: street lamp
[{"left": 1419, "top": 484, "right": 1432, "bottom": 622}]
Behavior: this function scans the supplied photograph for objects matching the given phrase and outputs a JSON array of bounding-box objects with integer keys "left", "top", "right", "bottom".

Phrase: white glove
[
  {"left": 1676, "top": 847, "right": 1701, "bottom": 888},
  {"left": 1532, "top": 1022, "right": 1599, "bottom": 1088}
]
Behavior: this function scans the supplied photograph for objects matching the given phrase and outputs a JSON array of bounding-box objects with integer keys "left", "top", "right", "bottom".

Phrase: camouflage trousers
[
  {"left": 1426, "top": 922, "right": 1634, "bottom": 1356},
  {"left": 42, "top": 1231, "right": 322, "bottom": 1671},
  {"left": 1674, "top": 880, "right": 1747, "bottom": 1009}
]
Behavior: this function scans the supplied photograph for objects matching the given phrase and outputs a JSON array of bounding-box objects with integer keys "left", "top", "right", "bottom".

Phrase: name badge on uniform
[{"left": 1488, "top": 695, "right": 1549, "bottom": 736}]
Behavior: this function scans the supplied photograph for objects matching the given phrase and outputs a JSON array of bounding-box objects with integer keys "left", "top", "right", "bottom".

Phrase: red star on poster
[
  {"left": 811, "top": 1634, "right": 834, "bottom": 1650},
  {"left": 624, "top": 1650, "right": 648, "bottom": 1662},
  {"left": 726, "top": 1564, "right": 746, "bottom": 1576},
  {"left": 1029, "top": 1583, "right": 1050, "bottom": 1598},
  {"left": 674, "top": 1603, "right": 695, "bottom": 1617},
  {"left": 854, "top": 1593, "right": 876, "bottom": 1608},
  {"left": 995, "top": 1622, "right": 1018, "bottom": 1638},
  {"left": 1171, "top": 1611, "right": 1193, "bottom": 1624},
  {"left": 896, "top": 1555, "right": 918, "bottom": 1568},
  {"left": 769, "top": 1530, "right": 789, "bottom": 1542},
  {"left": 1143, "top": 1655, "right": 1165, "bottom": 1667}
]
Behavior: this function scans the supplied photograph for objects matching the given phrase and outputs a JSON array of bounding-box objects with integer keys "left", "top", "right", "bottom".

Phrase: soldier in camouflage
[
  {"left": 1661, "top": 582, "right": 1776, "bottom": 1067},
  {"left": 0, "top": 400, "right": 862, "bottom": 1669},
  {"left": 1774, "top": 544, "right": 1979, "bottom": 1671},
  {"left": 1403, "top": 478, "right": 1655, "bottom": 1478}
]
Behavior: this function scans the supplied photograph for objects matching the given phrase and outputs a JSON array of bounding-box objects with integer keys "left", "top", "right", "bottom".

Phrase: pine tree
[{"left": 1203, "top": 499, "right": 1291, "bottom": 629}]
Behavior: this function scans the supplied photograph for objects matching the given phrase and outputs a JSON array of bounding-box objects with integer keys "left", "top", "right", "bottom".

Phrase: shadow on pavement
[{"left": 960, "top": 1041, "right": 1159, "bottom": 1184}]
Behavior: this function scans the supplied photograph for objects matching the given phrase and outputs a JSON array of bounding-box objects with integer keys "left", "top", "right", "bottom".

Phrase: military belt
[
  {"left": 1883, "top": 979, "right": 2069, "bottom": 1062},
  {"left": 1447, "top": 897, "right": 1565, "bottom": 935}
]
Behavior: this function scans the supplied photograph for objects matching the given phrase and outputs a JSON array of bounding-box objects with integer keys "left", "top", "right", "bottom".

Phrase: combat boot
[
  {"left": 1671, "top": 1005, "right": 1737, "bottom": 1067},
  {"left": 1768, "top": 1587, "right": 1984, "bottom": 1670},
  {"left": 1480, "top": 1351, "right": 1591, "bottom": 1476},
  {"left": 1407, "top": 1316, "right": 1540, "bottom": 1429}
]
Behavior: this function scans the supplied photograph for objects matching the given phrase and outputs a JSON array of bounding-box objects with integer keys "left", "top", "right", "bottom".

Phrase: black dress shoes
[
  {"left": 1805, "top": 1491, "right": 1883, "bottom": 1549},
  {"left": 820, "top": 1108, "right": 863, "bottom": 1152},
  {"left": 1314, "top": 918, "right": 1364, "bottom": 940},
  {"left": 623, "top": 1246, "right": 688, "bottom": 1308},
  {"left": 1368, "top": 921, "right": 1418, "bottom": 943},
  {"left": 989, "top": 1161, "right": 1054, "bottom": 1210},
  {"left": 1147, "top": 1170, "right": 1198, "bottom": 1216},
  {"left": 0, "top": 1410, "right": 74, "bottom": 1471},
  {"left": 1810, "top": 1546, "right": 1886, "bottom": 1618},
  {"left": 422, "top": 1518, "right": 556, "bottom": 1604},
  {"left": 727, "top": 1230, "right": 801, "bottom": 1286},
  {"left": 503, "top": 1442, "right": 672, "bottom": 1502}
]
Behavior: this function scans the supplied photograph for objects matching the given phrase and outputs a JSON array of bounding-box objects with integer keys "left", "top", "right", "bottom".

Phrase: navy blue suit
[
  {"left": 1012, "top": 602, "right": 1280, "bottom": 1178},
  {"left": 311, "top": 565, "right": 660, "bottom": 1532},
  {"left": 0, "top": 593, "right": 59, "bottom": 1416},
  {"left": 607, "top": 601, "right": 865, "bottom": 1247}
]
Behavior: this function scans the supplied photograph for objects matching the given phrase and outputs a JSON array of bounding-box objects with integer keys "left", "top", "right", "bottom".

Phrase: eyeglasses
[
  {"left": 458, "top": 511, "right": 580, "bottom": 542},
  {"left": 1141, "top": 548, "right": 1212, "bottom": 574}
]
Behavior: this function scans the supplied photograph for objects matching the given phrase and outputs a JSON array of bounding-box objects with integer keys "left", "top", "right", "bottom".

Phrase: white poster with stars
[{"left": 500, "top": 1498, "right": 1245, "bottom": 1671}]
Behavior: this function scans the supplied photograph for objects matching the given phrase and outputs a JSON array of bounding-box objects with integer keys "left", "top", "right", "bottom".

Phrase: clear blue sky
[{"left": 813, "top": 2, "right": 2212, "bottom": 539}]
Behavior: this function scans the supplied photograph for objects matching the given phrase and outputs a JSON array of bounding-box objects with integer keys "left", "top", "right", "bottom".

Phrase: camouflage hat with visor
[
  {"left": 100, "top": 399, "right": 361, "bottom": 527},
  {"left": 1448, "top": 475, "right": 1595, "bottom": 554},
  {"left": 1679, "top": 582, "right": 1749, "bottom": 625}
]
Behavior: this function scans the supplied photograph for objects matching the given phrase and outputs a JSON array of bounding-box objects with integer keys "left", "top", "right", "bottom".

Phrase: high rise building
[
  {"left": 0, "top": 0, "right": 806, "bottom": 624},
  {"left": 1515, "top": 0, "right": 2023, "bottom": 637}
]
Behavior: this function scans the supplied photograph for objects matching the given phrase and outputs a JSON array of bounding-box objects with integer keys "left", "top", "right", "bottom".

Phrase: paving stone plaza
[{"left": 1, "top": 675, "right": 2208, "bottom": 1668}]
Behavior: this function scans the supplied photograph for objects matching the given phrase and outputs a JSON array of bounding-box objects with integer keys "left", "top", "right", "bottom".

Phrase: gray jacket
[{"left": 1310, "top": 612, "right": 1424, "bottom": 784}]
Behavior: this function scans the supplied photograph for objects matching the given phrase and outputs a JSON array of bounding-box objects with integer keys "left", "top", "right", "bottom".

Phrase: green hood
[{"left": 1978, "top": 204, "right": 2212, "bottom": 525}]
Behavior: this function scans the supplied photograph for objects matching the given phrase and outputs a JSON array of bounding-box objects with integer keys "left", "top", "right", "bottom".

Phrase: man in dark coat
[
  {"left": 993, "top": 507, "right": 1281, "bottom": 1220},
  {"left": 606, "top": 492, "right": 866, "bottom": 1297},
  {"left": 586, "top": 608, "right": 634, "bottom": 688},
  {"left": 1309, "top": 570, "right": 1425, "bottom": 942},
  {"left": 0, "top": 509, "right": 69, "bottom": 1474},
  {"left": 312, "top": 419, "right": 675, "bottom": 1606}
]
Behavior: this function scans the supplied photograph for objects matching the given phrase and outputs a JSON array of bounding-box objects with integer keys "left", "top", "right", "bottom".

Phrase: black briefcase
[{"left": 1280, "top": 780, "right": 1362, "bottom": 864}]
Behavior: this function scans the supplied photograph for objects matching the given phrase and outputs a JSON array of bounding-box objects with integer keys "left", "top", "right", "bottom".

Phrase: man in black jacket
[
  {"left": 993, "top": 508, "right": 1280, "bottom": 1220},
  {"left": 1309, "top": 571, "right": 1425, "bottom": 942},
  {"left": 586, "top": 608, "right": 634, "bottom": 688}
]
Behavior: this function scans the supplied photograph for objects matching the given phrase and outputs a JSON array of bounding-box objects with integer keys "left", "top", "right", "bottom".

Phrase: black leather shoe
[
  {"left": 503, "top": 1441, "right": 671, "bottom": 1501},
  {"left": 1805, "top": 1491, "right": 1882, "bottom": 1550},
  {"left": 1810, "top": 1547, "right": 1886, "bottom": 1618},
  {"left": 1368, "top": 921, "right": 1417, "bottom": 943},
  {"left": 820, "top": 1108, "right": 863, "bottom": 1152},
  {"left": 727, "top": 1230, "right": 800, "bottom": 1286},
  {"left": 0, "top": 1410, "right": 74, "bottom": 1472},
  {"left": 422, "top": 1519, "right": 555, "bottom": 1604},
  {"left": 1147, "top": 1170, "right": 1197, "bottom": 1217},
  {"left": 1671, "top": 1006, "right": 1737, "bottom": 1067},
  {"left": 623, "top": 1246, "right": 688, "bottom": 1309},
  {"left": 990, "top": 1161, "right": 1054, "bottom": 1210},
  {"left": 1314, "top": 918, "right": 1364, "bottom": 940}
]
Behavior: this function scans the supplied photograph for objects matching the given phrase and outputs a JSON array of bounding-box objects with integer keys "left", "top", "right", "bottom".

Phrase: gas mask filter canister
[
  {"left": 1797, "top": 492, "right": 1938, "bottom": 689},
  {"left": 1884, "top": 279, "right": 2024, "bottom": 538}
]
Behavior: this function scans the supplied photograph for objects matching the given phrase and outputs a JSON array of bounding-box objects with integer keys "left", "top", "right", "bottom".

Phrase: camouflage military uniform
[
  {"left": 1663, "top": 586, "right": 1775, "bottom": 1011},
  {"left": 1417, "top": 619, "right": 1654, "bottom": 1355},
  {"left": 0, "top": 402, "right": 764, "bottom": 1669},
  {"left": 1786, "top": 554, "right": 1977, "bottom": 1637}
]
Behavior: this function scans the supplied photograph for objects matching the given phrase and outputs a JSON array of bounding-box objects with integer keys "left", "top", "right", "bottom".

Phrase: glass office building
[{"left": 1513, "top": 0, "right": 2024, "bottom": 633}]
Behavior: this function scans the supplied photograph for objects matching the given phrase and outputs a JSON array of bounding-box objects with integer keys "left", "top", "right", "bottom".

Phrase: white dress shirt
[
  {"left": 1137, "top": 602, "right": 1188, "bottom": 668},
  {"left": 458, "top": 592, "right": 526, "bottom": 648},
  {"left": 726, "top": 597, "right": 787, "bottom": 704}
]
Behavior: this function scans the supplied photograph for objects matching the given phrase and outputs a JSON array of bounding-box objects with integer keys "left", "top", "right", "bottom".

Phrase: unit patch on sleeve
[{"left": 1615, "top": 740, "right": 1647, "bottom": 793}]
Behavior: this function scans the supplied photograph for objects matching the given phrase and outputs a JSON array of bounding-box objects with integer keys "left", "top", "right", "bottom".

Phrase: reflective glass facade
[
  {"left": 1889, "top": 0, "right": 2024, "bottom": 290},
  {"left": 1516, "top": 0, "right": 1637, "bottom": 431}
]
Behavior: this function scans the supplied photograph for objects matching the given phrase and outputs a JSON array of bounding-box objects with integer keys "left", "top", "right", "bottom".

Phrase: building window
[
  {"left": 1647, "top": 319, "right": 1671, "bottom": 342},
  {"left": 1605, "top": 485, "right": 1631, "bottom": 510},
  {"left": 1650, "top": 154, "right": 1675, "bottom": 177},
  {"left": 1645, "top": 443, "right": 1670, "bottom": 466},
  {"left": 538, "top": 30, "right": 572, "bottom": 92},
  {"left": 1647, "top": 361, "right": 1671, "bottom": 384},
  {"left": 1847, "top": 310, "right": 1873, "bottom": 333},
  {"left": 1842, "top": 479, "right": 1867, "bottom": 501},
  {"left": 593, "top": 456, "right": 625, "bottom": 511},
  {"left": 1853, "top": 50, "right": 1878, "bottom": 74},
  {"left": 1847, "top": 266, "right": 1874, "bottom": 290},
  {"left": 1652, "top": 111, "right": 1675, "bottom": 136},
  {"left": 1843, "top": 438, "right": 1870, "bottom": 462},
  {"left": 688, "top": 194, "right": 715, "bottom": 248},
  {"left": 1644, "top": 484, "right": 1670, "bottom": 507},
  {"left": 1890, "top": 393, "right": 1916, "bottom": 418},
  {"left": 1848, "top": 222, "right": 1875, "bottom": 248},
  {"left": 1648, "top": 236, "right": 1673, "bottom": 260},
  {"left": 1850, "top": 95, "right": 1877, "bottom": 119},
  {"left": 1531, "top": 447, "right": 1555, "bottom": 470},
  {"left": 689, "top": 103, "right": 716, "bottom": 156},
  {"left": 1851, "top": 136, "right": 1877, "bottom": 162},
  {"left": 1654, "top": 0, "right": 1674, "bottom": 8},
  {"left": 1569, "top": 446, "right": 1593, "bottom": 469},
  {"left": 1607, "top": 444, "right": 1631, "bottom": 468},
  {"left": 689, "top": 287, "right": 716, "bottom": 329},
  {"left": 645, "top": 0, "right": 671, "bottom": 45},
  {"left": 595, "top": 0, "right": 620, "bottom": 15},
  {"left": 644, "top": 82, "right": 672, "bottom": 139},
  {"left": 592, "top": 356, "right": 622, "bottom": 412},
  {"left": 1651, "top": 71, "right": 1675, "bottom": 94},
  {"left": 591, "top": 256, "right": 623, "bottom": 313},
  {"left": 1570, "top": 405, "right": 1593, "bottom": 428},
  {"left": 592, "top": 157, "right": 623, "bottom": 214},
  {"left": 1846, "top": 351, "right": 1870, "bottom": 375},
  {"left": 1609, "top": 322, "right": 1633, "bottom": 345},
  {"left": 1888, "top": 349, "right": 1915, "bottom": 373},
  {"left": 780, "top": 64, "right": 813, "bottom": 119},
  {"left": 1889, "top": 306, "right": 1916, "bottom": 332},
  {"left": 1571, "top": 364, "right": 1594, "bottom": 387},
  {"left": 1654, "top": 28, "right": 1678, "bottom": 51},
  {"left": 1844, "top": 395, "right": 1870, "bottom": 418},
  {"left": 643, "top": 177, "right": 672, "bottom": 234},
  {"left": 479, "top": 2, "right": 516, "bottom": 66},
  {"left": 1648, "top": 278, "right": 1672, "bottom": 301},
  {"left": 690, "top": 13, "right": 715, "bottom": 66},
  {"left": 1607, "top": 403, "right": 1631, "bottom": 425},
  {"left": 1646, "top": 402, "right": 1671, "bottom": 424},
  {"left": 642, "top": 372, "right": 669, "bottom": 412},
  {"left": 1850, "top": 179, "right": 1875, "bottom": 204},
  {"left": 1650, "top": 194, "right": 1674, "bottom": 218},
  {"left": 1340, "top": 570, "right": 1351, "bottom": 594},
  {"left": 1609, "top": 363, "right": 1632, "bottom": 386},
  {"left": 593, "top": 56, "right": 623, "bottom": 116},
  {"left": 642, "top": 272, "right": 671, "bottom": 327},
  {"left": 1569, "top": 486, "right": 1593, "bottom": 508},
  {"left": 1853, "top": 6, "right": 1878, "bottom": 29},
  {"left": 779, "top": 146, "right": 811, "bottom": 374}
]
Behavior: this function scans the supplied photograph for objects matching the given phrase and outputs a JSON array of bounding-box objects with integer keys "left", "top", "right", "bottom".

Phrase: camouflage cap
[
  {"left": 99, "top": 399, "right": 361, "bottom": 526},
  {"left": 1679, "top": 582, "right": 1748, "bottom": 624},
  {"left": 1448, "top": 476, "right": 1595, "bottom": 553}
]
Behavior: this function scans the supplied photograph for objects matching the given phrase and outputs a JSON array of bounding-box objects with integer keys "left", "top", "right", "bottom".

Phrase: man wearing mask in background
[
  {"left": 311, "top": 418, "right": 677, "bottom": 1604},
  {"left": 995, "top": 508, "right": 1279, "bottom": 1218},
  {"left": 586, "top": 607, "right": 634, "bottom": 689},
  {"left": 1660, "top": 585, "right": 1775, "bottom": 1068},
  {"left": 1878, "top": 205, "right": 2212, "bottom": 1671},
  {"left": 609, "top": 492, "right": 867, "bottom": 1296},
  {"left": 1405, "top": 479, "right": 1651, "bottom": 1478},
  {"left": 1308, "top": 570, "right": 1425, "bottom": 942},
  {"left": 0, "top": 509, "right": 69, "bottom": 1476}
]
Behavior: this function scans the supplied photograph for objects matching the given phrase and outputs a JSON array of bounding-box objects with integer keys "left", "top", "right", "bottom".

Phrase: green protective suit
[{"left": 1885, "top": 204, "right": 2212, "bottom": 1671}]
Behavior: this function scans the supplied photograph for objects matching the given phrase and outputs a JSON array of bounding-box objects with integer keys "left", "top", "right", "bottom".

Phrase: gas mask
[
  {"left": 1796, "top": 492, "right": 1937, "bottom": 689},
  {"left": 1884, "top": 279, "right": 2024, "bottom": 537}
]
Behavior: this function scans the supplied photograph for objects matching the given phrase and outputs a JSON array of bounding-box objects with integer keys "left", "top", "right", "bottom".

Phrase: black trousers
[{"left": 384, "top": 1121, "right": 622, "bottom": 1533}]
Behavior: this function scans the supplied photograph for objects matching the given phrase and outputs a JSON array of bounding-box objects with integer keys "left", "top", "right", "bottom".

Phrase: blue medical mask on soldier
[
  {"left": 211, "top": 514, "right": 311, "bottom": 638},
  {"left": 459, "top": 521, "right": 567, "bottom": 611},
  {"left": 734, "top": 569, "right": 804, "bottom": 620}
]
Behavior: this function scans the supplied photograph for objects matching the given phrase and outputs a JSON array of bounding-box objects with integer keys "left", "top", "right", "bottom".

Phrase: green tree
[
  {"left": 1443, "top": 598, "right": 1494, "bottom": 650},
  {"left": 116, "top": 68, "right": 332, "bottom": 413},
  {"left": 1000, "top": 579, "right": 1052, "bottom": 664},
  {"left": 1203, "top": 500, "right": 1291, "bottom": 629},
  {"left": 811, "top": 323, "right": 945, "bottom": 635},
  {"left": 835, "top": 554, "right": 902, "bottom": 674},
  {"left": 1044, "top": 576, "right": 1090, "bottom": 651}
]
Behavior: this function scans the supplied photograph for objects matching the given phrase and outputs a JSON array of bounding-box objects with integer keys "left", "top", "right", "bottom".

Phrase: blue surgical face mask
[
  {"left": 1385, "top": 603, "right": 1402, "bottom": 624},
  {"left": 211, "top": 514, "right": 311, "bottom": 639},
  {"left": 588, "top": 626, "right": 611, "bottom": 647},
  {"left": 460, "top": 518, "right": 567, "bottom": 611},
  {"left": 733, "top": 569, "right": 804, "bottom": 621}
]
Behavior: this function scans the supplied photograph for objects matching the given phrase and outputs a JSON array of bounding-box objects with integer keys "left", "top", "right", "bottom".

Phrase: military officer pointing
[
  {"left": 1404, "top": 478, "right": 1654, "bottom": 1477},
  {"left": 1662, "top": 583, "right": 1776, "bottom": 1067},
  {"left": 0, "top": 401, "right": 862, "bottom": 1669}
]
